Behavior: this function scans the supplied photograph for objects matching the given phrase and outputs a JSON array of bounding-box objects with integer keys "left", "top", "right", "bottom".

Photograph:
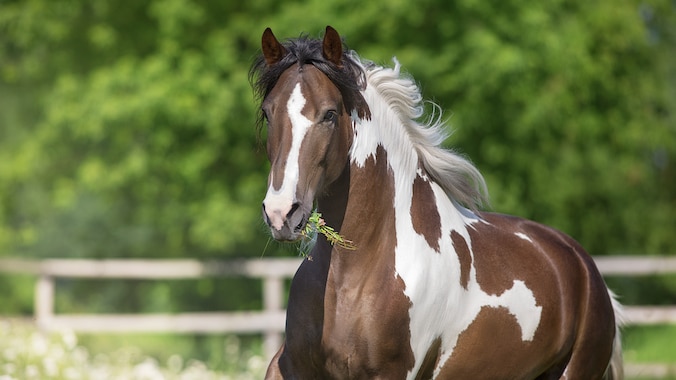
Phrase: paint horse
[{"left": 250, "top": 26, "right": 623, "bottom": 380}]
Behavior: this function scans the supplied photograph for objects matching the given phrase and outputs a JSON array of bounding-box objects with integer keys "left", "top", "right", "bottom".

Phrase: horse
[{"left": 250, "top": 25, "right": 624, "bottom": 380}]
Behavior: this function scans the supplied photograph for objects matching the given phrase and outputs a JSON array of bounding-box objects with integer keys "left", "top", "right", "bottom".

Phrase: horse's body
[{"left": 251, "top": 26, "right": 623, "bottom": 380}]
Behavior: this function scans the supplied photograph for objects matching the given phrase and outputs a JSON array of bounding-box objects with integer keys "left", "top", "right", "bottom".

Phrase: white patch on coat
[
  {"left": 263, "top": 83, "right": 311, "bottom": 230},
  {"left": 515, "top": 232, "right": 533, "bottom": 242},
  {"left": 397, "top": 178, "right": 543, "bottom": 379}
]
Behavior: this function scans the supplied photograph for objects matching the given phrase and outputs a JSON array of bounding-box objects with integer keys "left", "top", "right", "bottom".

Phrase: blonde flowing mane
[{"left": 355, "top": 55, "right": 489, "bottom": 210}]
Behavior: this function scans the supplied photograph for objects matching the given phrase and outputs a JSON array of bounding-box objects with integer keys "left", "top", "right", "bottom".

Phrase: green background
[{"left": 0, "top": 0, "right": 674, "bottom": 376}]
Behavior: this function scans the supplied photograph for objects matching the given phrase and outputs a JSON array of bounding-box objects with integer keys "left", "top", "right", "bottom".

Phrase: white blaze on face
[{"left": 263, "top": 83, "right": 312, "bottom": 230}]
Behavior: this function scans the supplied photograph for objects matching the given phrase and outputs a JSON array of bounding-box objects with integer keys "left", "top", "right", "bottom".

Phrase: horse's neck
[
  {"left": 316, "top": 146, "right": 400, "bottom": 270},
  {"left": 316, "top": 162, "right": 351, "bottom": 233}
]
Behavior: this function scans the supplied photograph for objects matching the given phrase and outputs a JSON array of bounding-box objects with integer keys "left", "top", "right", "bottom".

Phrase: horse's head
[{"left": 252, "top": 26, "right": 370, "bottom": 241}]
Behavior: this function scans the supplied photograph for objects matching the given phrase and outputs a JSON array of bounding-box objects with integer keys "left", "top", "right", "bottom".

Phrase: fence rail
[
  {"left": 0, "top": 257, "right": 303, "bottom": 360},
  {"left": 2, "top": 255, "right": 676, "bottom": 362}
]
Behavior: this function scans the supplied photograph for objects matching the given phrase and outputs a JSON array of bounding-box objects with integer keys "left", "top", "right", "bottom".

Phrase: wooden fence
[
  {"left": 0, "top": 257, "right": 302, "bottom": 361},
  {"left": 1, "top": 255, "right": 676, "bottom": 371}
]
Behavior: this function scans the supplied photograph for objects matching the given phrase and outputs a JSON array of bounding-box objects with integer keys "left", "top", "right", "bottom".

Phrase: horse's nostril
[
  {"left": 262, "top": 203, "right": 271, "bottom": 225},
  {"left": 295, "top": 219, "right": 305, "bottom": 232},
  {"left": 287, "top": 202, "right": 301, "bottom": 219}
]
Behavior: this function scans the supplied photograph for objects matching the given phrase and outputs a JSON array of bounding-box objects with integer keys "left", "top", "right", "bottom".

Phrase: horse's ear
[
  {"left": 261, "top": 27, "right": 287, "bottom": 65},
  {"left": 322, "top": 26, "right": 343, "bottom": 67}
]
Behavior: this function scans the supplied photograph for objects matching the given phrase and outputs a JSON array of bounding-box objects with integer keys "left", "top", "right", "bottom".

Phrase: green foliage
[
  {"left": 430, "top": 2, "right": 676, "bottom": 255},
  {"left": 0, "top": 0, "right": 674, "bottom": 314},
  {"left": 0, "top": 0, "right": 270, "bottom": 258},
  {"left": 300, "top": 211, "right": 356, "bottom": 257}
]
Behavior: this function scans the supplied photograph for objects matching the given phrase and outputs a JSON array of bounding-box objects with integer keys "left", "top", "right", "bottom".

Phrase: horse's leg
[
  {"left": 556, "top": 291, "right": 620, "bottom": 380},
  {"left": 264, "top": 343, "right": 285, "bottom": 380}
]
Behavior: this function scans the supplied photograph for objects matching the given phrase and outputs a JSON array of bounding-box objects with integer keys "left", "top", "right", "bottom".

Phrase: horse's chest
[{"left": 320, "top": 276, "right": 415, "bottom": 377}]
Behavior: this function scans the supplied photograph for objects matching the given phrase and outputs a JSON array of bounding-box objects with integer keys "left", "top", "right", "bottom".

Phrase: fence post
[
  {"left": 35, "top": 274, "right": 54, "bottom": 330},
  {"left": 263, "top": 275, "right": 284, "bottom": 362}
]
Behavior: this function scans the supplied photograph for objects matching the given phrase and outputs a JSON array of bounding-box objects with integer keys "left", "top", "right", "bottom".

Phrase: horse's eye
[
  {"left": 323, "top": 110, "right": 337, "bottom": 124},
  {"left": 262, "top": 110, "right": 270, "bottom": 123}
]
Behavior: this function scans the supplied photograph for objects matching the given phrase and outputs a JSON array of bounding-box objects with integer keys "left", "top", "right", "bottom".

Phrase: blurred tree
[
  {"left": 0, "top": 0, "right": 674, "bottom": 313},
  {"left": 299, "top": 0, "right": 676, "bottom": 255},
  {"left": 0, "top": 0, "right": 272, "bottom": 258},
  {"left": 420, "top": 1, "right": 676, "bottom": 255}
]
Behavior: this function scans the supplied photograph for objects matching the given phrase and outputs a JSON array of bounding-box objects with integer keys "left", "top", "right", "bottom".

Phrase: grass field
[
  {"left": 76, "top": 332, "right": 266, "bottom": 376},
  {"left": 624, "top": 325, "right": 676, "bottom": 363},
  {"left": 623, "top": 324, "right": 676, "bottom": 380},
  {"left": 2, "top": 319, "right": 675, "bottom": 379}
]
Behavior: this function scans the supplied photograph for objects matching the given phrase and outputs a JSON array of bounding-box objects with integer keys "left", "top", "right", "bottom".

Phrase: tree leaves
[{"left": 0, "top": 0, "right": 674, "bottom": 262}]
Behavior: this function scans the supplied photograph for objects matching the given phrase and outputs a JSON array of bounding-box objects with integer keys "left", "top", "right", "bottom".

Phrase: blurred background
[{"left": 0, "top": 0, "right": 674, "bottom": 378}]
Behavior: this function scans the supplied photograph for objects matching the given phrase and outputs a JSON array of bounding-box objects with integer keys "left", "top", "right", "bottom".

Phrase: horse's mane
[
  {"left": 249, "top": 35, "right": 488, "bottom": 211},
  {"left": 356, "top": 55, "right": 489, "bottom": 211}
]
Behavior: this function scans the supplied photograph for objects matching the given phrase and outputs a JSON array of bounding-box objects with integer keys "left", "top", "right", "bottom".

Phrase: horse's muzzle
[{"left": 262, "top": 201, "right": 308, "bottom": 241}]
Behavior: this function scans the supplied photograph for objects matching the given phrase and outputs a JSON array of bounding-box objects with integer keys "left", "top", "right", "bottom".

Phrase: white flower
[
  {"left": 61, "top": 330, "right": 78, "bottom": 350},
  {"left": 247, "top": 355, "right": 265, "bottom": 373},
  {"left": 167, "top": 354, "right": 183, "bottom": 373},
  {"left": 24, "top": 364, "right": 39, "bottom": 379},
  {"left": 2, "top": 363, "right": 16, "bottom": 375},
  {"left": 223, "top": 336, "right": 240, "bottom": 358},
  {"left": 64, "top": 366, "right": 82, "bottom": 380},
  {"left": 29, "top": 332, "right": 48, "bottom": 356},
  {"left": 132, "top": 358, "right": 164, "bottom": 380},
  {"left": 3, "top": 347, "right": 17, "bottom": 361},
  {"left": 0, "top": 322, "right": 265, "bottom": 380},
  {"left": 42, "top": 356, "right": 58, "bottom": 376}
]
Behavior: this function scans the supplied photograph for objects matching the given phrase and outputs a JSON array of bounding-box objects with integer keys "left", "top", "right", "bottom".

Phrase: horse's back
[{"left": 471, "top": 212, "right": 604, "bottom": 295}]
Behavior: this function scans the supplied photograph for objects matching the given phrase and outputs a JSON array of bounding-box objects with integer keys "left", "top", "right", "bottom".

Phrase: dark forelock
[{"left": 249, "top": 34, "right": 370, "bottom": 136}]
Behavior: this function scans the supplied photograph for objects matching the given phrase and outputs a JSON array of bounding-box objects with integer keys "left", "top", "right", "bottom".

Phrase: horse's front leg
[{"left": 264, "top": 342, "right": 285, "bottom": 379}]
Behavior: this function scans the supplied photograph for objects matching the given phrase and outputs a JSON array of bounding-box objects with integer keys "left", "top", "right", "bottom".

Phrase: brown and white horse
[{"left": 250, "top": 26, "right": 624, "bottom": 380}]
